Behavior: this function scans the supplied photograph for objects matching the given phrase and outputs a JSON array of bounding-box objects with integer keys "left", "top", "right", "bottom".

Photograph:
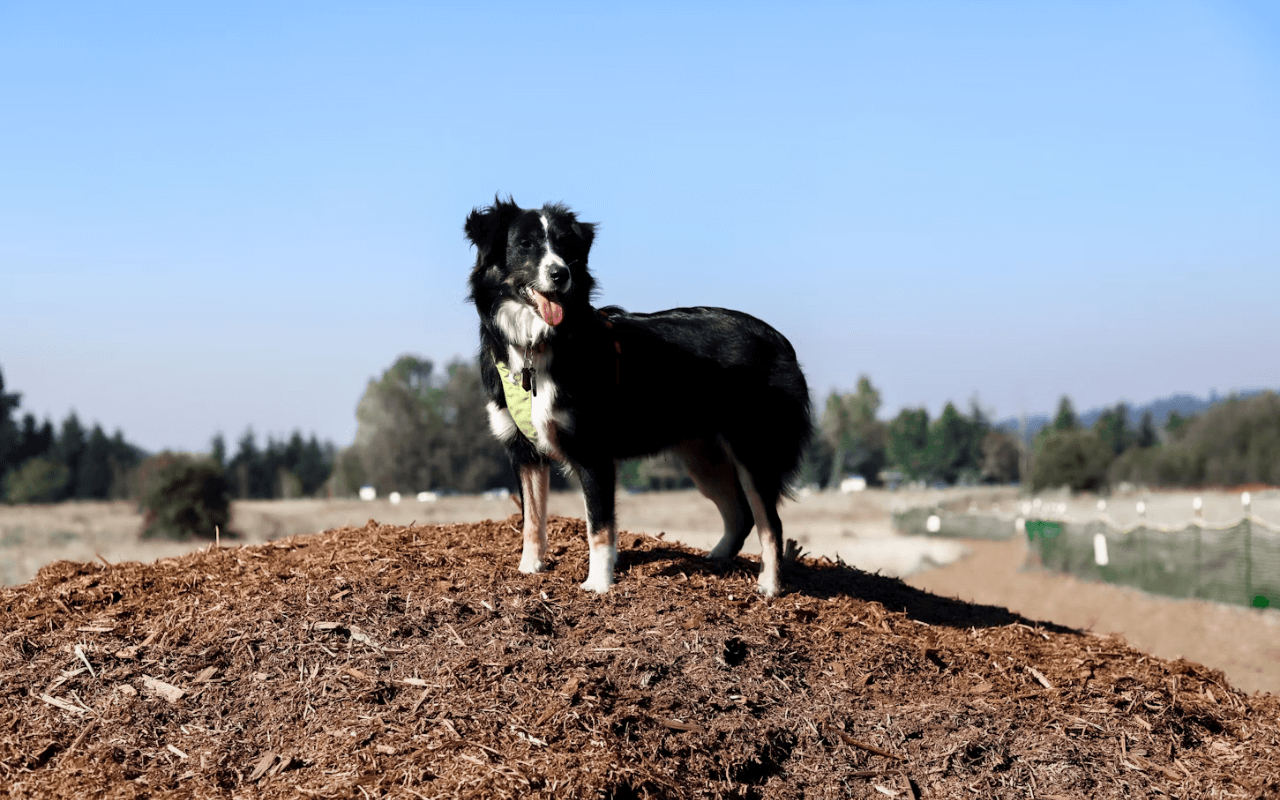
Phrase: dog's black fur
[{"left": 464, "top": 197, "right": 811, "bottom": 596}]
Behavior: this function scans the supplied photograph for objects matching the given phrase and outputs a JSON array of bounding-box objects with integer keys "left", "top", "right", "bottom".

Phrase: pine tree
[
  {"left": 887, "top": 408, "right": 930, "bottom": 481},
  {"left": 210, "top": 433, "right": 226, "bottom": 469},
  {"left": 928, "top": 402, "right": 972, "bottom": 484},
  {"left": 0, "top": 368, "right": 21, "bottom": 487},
  {"left": 55, "top": 413, "right": 86, "bottom": 500},
  {"left": 1136, "top": 410, "right": 1158, "bottom": 448},
  {"left": 77, "top": 425, "right": 113, "bottom": 499},
  {"left": 1052, "top": 396, "right": 1078, "bottom": 431},
  {"left": 1094, "top": 403, "right": 1131, "bottom": 456}
]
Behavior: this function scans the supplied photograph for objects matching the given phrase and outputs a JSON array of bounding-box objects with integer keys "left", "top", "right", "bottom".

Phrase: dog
[{"left": 464, "top": 197, "right": 811, "bottom": 596}]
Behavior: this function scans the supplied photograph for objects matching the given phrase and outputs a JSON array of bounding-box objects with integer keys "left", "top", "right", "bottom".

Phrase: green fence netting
[
  {"left": 892, "top": 506, "right": 1279, "bottom": 610},
  {"left": 1026, "top": 517, "right": 1280, "bottom": 610}
]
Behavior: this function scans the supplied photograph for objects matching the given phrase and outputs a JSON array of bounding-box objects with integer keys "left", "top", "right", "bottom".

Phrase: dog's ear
[
  {"left": 571, "top": 220, "right": 596, "bottom": 254},
  {"left": 464, "top": 196, "right": 518, "bottom": 264}
]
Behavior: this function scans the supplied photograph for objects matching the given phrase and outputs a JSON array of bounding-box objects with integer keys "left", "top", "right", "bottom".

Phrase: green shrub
[
  {"left": 1030, "top": 429, "right": 1112, "bottom": 492},
  {"left": 3, "top": 457, "right": 70, "bottom": 504},
  {"left": 137, "top": 453, "right": 231, "bottom": 540}
]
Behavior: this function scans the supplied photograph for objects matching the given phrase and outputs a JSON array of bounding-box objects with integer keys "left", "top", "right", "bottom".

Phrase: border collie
[{"left": 464, "top": 198, "right": 811, "bottom": 597}]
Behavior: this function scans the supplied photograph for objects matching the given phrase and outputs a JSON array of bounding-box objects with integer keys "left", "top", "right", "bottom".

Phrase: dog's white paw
[
  {"left": 518, "top": 549, "right": 547, "bottom": 574},
  {"left": 580, "top": 573, "right": 614, "bottom": 594},
  {"left": 580, "top": 544, "right": 616, "bottom": 594},
  {"left": 756, "top": 571, "right": 780, "bottom": 598}
]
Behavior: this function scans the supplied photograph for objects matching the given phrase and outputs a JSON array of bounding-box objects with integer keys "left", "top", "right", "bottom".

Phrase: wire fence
[{"left": 893, "top": 503, "right": 1280, "bottom": 610}]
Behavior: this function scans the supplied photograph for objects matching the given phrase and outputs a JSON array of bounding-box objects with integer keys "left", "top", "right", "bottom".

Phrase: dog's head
[{"left": 465, "top": 197, "right": 597, "bottom": 345}]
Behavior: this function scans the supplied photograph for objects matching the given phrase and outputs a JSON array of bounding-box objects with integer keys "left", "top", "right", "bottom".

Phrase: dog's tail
[{"left": 778, "top": 366, "right": 814, "bottom": 502}]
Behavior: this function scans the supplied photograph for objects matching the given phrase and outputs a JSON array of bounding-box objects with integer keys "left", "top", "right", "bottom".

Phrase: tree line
[
  {"left": 0, "top": 369, "right": 146, "bottom": 503},
  {"left": 806, "top": 375, "right": 1022, "bottom": 489},
  {"left": 211, "top": 429, "right": 336, "bottom": 500},
  {"left": 1031, "top": 392, "right": 1280, "bottom": 491},
  {"left": 7, "top": 357, "right": 1273, "bottom": 505},
  {"left": 0, "top": 366, "right": 336, "bottom": 504}
]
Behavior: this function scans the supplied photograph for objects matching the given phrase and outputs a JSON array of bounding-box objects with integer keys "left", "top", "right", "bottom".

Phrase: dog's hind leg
[
  {"left": 677, "top": 438, "right": 754, "bottom": 560},
  {"left": 518, "top": 463, "right": 550, "bottom": 573},
  {"left": 720, "top": 439, "right": 785, "bottom": 597},
  {"left": 578, "top": 461, "right": 618, "bottom": 594}
]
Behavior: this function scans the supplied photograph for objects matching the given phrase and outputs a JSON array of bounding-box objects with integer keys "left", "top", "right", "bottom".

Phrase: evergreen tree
[
  {"left": 1052, "top": 396, "right": 1078, "bottom": 431},
  {"left": 14, "top": 414, "right": 55, "bottom": 466},
  {"left": 887, "top": 408, "right": 931, "bottom": 481},
  {"left": 77, "top": 425, "right": 113, "bottom": 499},
  {"left": 55, "top": 413, "right": 86, "bottom": 500},
  {"left": 1136, "top": 410, "right": 1158, "bottom": 448},
  {"left": 210, "top": 433, "right": 226, "bottom": 469},
  {"left": 294, "top": 435, "right": 332, "bottom": 496},
  {"left": 107, "top": 429, "right": 144, "bottom": 498},
  {"left": 928, "top": 402, "right": 974, "bottom": 484},
  {"left": 229, "top": 429, "right": 265, "bottom": 499},
  {"left": 0, "top": 368, "right": 20, "bottom": 486},
  {"left": 964, "top": 399, "right": 991, "bottom": 475},
  {"left": 1094, "top": 403, "right": 1131, "bottom": 456}
]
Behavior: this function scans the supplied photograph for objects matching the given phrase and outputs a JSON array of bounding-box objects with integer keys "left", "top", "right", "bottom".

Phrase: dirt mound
[{"left": 2, "top": 517, "right": 1278, "bottom": 799}]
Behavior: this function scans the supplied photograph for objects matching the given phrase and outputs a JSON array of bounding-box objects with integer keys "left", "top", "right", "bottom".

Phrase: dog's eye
[{"left": 518, "top": 238, "right": 533, "bottom": 249}]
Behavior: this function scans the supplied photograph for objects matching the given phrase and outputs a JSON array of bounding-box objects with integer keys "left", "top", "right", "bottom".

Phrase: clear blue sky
[{"left": 3, "top": 1, "right": 1278, "bottom": 452}]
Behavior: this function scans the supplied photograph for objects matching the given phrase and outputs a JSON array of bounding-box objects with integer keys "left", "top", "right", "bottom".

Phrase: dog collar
[{"left": 493, "top": 359, "right": 539, "bottom": 445}]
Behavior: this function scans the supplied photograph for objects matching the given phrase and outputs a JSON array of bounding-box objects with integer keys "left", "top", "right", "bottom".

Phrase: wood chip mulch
[{"left": 2, "top": 515, "right": 1278, "bottom": 799}]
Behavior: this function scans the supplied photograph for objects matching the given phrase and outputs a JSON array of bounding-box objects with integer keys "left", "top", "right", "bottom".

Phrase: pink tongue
[{"left": 533, "top": 292, "right": 564, "bottom": 326}]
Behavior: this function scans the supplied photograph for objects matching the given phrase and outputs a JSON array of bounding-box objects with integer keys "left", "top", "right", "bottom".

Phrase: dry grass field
[{"left": 2, "top": 486, "right": 1278, "bottom": 695}]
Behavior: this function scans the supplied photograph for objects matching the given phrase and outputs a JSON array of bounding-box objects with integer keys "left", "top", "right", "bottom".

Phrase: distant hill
[{"left": 998, "top": 388, "right": 1272, "bottom": 443}]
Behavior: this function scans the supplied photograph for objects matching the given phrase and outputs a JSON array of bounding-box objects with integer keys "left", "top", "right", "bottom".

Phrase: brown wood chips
[{"left": 2, "top": 515, "right": 1278, "bottom": 799}]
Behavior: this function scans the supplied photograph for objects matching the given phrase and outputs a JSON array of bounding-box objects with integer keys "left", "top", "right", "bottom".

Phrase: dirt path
[{"left": 907, "top": 536, "right": 1280, "bottom": 696}]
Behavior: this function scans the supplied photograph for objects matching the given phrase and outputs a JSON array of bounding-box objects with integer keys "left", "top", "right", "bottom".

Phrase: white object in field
[
  {"left": 1242, "top": 491, "right": 1252, "bottom": 507},
  {"left": 417, "top": 491, "right": 438, "bottom": 503},
  {"left": 1192, "top": 496, "right": 1203, "bottom": 511},
  {"left": 925, "top": 514, "right": 941, "bottom": 533},
  {"left": 1015, "top": 517, "right": 1026, "bottom": 535},
  {"left": 836, "top": 538, "right": 970, "bottom": 578},
  {"left": 358, "top": 486, "right": 376, "bottom": 501},
  {"left": 1093, "top": 532, "right": 1110, "bottom": 566},
  {"left": 1097, "top": 499, "right": 1107, "bottom": 511},
  {"left": 1032, "top": 498, "right": 1042, "bottom": 509},
  {"left": 840, "top": 476, "right": 867, "bottom": 493},
  {"left": 389, "top": 492, "right": 401, "bottom": 505},
  {"left": 1136, "top": 501, "right": 1146, "bottom": 515}
]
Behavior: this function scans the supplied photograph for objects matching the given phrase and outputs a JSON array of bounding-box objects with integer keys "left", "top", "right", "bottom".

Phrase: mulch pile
[{"left": 2, "top": 516, "right": 1278, "bottom": 799}]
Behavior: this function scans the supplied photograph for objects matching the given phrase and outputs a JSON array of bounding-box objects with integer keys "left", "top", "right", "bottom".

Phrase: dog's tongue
[{"left": 531, "top": 291, "right": 564, "bottom": 327}]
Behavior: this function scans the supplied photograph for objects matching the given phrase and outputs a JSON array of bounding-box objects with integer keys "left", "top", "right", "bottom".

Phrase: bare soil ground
[
  {"left": 4, "top": 517, "right": 1278, "bottom": 799},
  {"left": 908, "top": 537, "right": 1280, "bottom": 697}
]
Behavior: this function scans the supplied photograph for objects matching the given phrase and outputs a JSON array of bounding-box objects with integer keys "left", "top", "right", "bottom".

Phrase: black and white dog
[{"left": 465, "top": 198, "right": 811, "bottom": 597}]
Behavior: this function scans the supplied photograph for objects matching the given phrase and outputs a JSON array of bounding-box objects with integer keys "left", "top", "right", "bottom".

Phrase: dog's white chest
[{"left": 505, "top": 344, "right": 572, "bottom": 456}]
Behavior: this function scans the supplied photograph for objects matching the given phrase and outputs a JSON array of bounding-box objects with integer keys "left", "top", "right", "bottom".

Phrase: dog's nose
[{"left": 550, "top": 265, "right": 571, "bottom": 289}]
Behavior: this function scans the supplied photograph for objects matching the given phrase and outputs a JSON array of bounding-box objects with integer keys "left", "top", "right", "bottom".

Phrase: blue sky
[{"left": 2, "top": 1, "right": 1278, "bottom": 452}]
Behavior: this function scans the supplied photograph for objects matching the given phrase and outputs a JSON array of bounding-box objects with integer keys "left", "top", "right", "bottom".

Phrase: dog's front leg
[
  {"left": 518, "top": 463, "right": 550, "bottom": 573},
  {"left": 578, "top": 461, "right": 617, "bottom": 594}
]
